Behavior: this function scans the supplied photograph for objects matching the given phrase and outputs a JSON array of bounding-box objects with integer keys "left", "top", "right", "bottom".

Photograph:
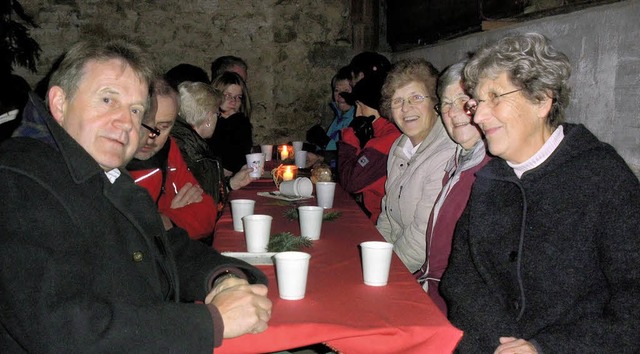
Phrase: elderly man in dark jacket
[{"left": 0, "top": 39, "right": 271, "bottom": 352}]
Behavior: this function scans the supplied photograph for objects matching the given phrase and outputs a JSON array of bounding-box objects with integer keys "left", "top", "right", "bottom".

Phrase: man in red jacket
[
  {"left": 338, "top": 73, "right": 401, "bottom": 223},
  {"left": 127, "top": 79, "right": 217, "bottom": 241}
]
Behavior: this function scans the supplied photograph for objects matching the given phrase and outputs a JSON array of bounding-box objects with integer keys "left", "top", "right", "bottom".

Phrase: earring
[{"left": 205, "top": 122, "right": 211, "bottom": 127}]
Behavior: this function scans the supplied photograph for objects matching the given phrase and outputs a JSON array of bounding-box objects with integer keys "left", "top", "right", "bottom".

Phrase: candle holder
[
  {"left": 277, "top": 144, "right": 294, "bottom": 162},
  {"left": 272, "top": 164, "right": 298, "bottom": 188}
]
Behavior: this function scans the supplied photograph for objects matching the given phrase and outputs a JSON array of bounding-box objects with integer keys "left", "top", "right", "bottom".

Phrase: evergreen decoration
[
  {"left": 283, "top": 208, "right": 299, "bottom": 221},
  {"left": 267, "top": 200, "right": 296, "bottom": 207},
  {"left": 322, "top": 210, "right": 342, "bottom": 221},
  {"left": 283, "top": 208, "right": 342, "bottom": 221},
  {"left": 267, "top": 232, "right": 313, "bottom": 252},
  {"left": 1, "top": 0, "right": 41, "bottom": 76}
]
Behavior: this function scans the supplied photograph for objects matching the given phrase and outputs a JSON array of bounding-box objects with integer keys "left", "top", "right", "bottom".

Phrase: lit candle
[
  {"left": 281, "top": 145, "right": 289, "bottom": 160},
  {"left": 283, "top": 166, "right": 294, "bottom": 181}
]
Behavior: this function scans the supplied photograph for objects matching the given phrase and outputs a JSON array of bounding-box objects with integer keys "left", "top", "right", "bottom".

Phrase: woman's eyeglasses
[
  {"left": 434, "top": 96, "right": 470, "bottom": 116},
  {"left": 463, "top": 89, "right": 523, "bottom": 116},
  {"left": 141, "top": 123, "right": 161, "bottom": 139},
  {"left": 390, "top": 94, "right": 430, "bottom": 110},
  {"left": 224, "top": 93, "right": 243, "bottom": 102}
]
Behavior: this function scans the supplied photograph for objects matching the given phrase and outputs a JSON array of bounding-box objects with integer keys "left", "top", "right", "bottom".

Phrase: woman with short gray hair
[
  {"left": 414, "top": 59, "right": 491, "bottom": 315},
  {"left": 440, "top": 32, "right": 640, "bottom": 353},
  {"left": 177, "top": 81, "right": 220, "bottom": 138}
]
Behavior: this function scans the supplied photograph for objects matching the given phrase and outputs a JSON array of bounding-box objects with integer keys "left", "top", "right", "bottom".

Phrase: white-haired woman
[
  {"left": 440, "top": 33, "right": 640, "bottom": 353},
  {"left": 172, "top": 81, "right": 252, "bottom": 215}
]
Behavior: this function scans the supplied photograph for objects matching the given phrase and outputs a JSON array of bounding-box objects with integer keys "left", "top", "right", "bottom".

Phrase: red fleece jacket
[
  {"left": 338, "top": 117, "right": 400, "bottom": 223},
  {"left": 128, "top": 138, "right": 217, "bottom": 240}
]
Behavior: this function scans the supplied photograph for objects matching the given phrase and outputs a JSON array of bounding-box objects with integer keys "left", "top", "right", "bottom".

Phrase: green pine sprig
[
  {"left": 322, "top": 211, "right": 342, "bottom": 221},
  {"left": 283, "top": 208, "right": 342, "bottom": 221},
  {"left": 267, "top": 200, "right": 295, "bottom": 206},
  {"left": 283, "top": 208, "right": 299, "bottom": 220},
  {"left": 267, "top": 232, "right": 313, "bottom": 252}
]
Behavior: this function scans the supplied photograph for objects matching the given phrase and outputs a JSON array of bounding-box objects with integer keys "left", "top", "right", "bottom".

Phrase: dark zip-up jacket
[{"left": 441, "top": 123, "right": 640, "bottom": 353}]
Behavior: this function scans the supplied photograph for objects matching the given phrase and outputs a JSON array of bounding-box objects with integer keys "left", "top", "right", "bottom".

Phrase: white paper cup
[
  {"left": 230, "top": 199, "right": 255, "bottom": 232},
  {"left": 292, "top": 141, "right": 303, "bottom": 154},
  {"left": 260, "top": 144, "right": 273, "bottom": 161},
  {"left": 245, "top": 152, "right": 265, "bottom": 178},
  {"left": 298, "top": 206, "right": 324, "bottom": 240},
  {"left": 294, "top": 150, "right": 307, "bottom": 168},
  {"left": 315, "top": 181, "right": 336, "bottom": 209},
  {"left": 275, "top": 251, "right": 311, "bottom": 300},
  {"left": 360, "top": 241, "right": 394, "bottom": 286},
  {"left": 242, "top": 214, "right": 272, "bottom": 253},
  {"left": 279, "top": 177, "right": 313, "bottom": 197}
]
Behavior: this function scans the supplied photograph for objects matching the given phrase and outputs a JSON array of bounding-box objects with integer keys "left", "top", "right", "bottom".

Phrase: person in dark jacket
[
  {"left": 172, "top": 81, "right": 253, "bottom": 202},
  {"left": 0, "top": 39, "right": 272, "bottom": 352},
  {"left": 440, "top": 32, "right": 640, "bottom": 353},
  {"left": 208, "top": 71, "right": 254, "bottom": 174},
  {"left": 210, "top": 55, "right": 248, "bottom": 82},
  {"left": 0, "top": 74, "right": 31, "bottom": 143}
]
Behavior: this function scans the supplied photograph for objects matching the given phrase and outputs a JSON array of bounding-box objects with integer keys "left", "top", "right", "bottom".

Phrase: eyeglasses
[
  {"left": 224, "top": 93, "right": 243, "bottom": 102},
  {"left": 435, "top": 96, "right": 470, "bottom": 116},
  {"left": 391, "top": 94, "right": 430, "bottom": 109},
  {"left": 463, "top": 88, "right": 523, "bottom": 116},
  {"left": 141, "top": 123, "right": 161, "bottom": 139}
]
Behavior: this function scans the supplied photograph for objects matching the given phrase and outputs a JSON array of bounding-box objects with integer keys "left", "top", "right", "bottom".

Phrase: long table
[{"left": 213, "top": 178, "right": 463, "bottom": 353}]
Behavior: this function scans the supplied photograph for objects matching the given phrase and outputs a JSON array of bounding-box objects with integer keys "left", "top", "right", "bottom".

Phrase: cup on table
[
  {"left": 274, "top": 251, "right": 311, "bottom": 300},
  {"left": 315, "top": 181, "right": 336, "bottom": 209},
  {"left": 298, "top": 206, "right": 324, "bottom": 240},
  {"left": 260, "top": 144, "right": 273, "bottom": 161},
  {"left": 242, "top": 214, "right": 273, "bottom": 252},
  {"left": 360, "top": 241, "right": 394, "bottom": 286},
  {"left": 230, "top": 199, "right": 255, "bottom": 232},
  {"left": 245, "top": 152, "right": 265, "bottom": 178},
  {"left": 294, "top": 150, "right": 307, "bottom": 168},
  {"left": 279, "top": 177, "right": 313, "bottom": 197},
  {"left": 292, "top": 141, "right": 303, "bottom": 154}
]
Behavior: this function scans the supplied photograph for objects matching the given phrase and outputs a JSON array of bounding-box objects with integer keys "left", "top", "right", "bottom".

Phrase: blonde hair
[{"left": 177, "top": 81, "right": 221, "bottom": 126}]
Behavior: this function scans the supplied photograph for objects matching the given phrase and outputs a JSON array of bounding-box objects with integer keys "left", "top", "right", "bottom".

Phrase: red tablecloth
[{"left": 214, "top": 178, "right": 463, "bottom": 354}]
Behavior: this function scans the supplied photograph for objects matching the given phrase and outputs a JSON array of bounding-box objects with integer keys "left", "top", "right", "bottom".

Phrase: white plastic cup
[
  {"left": 360, "top": 241, "right": 394, "bottom": 286},
  {"left": 260, "top": 144, "right": 273, "bottom": 161},
  {"left": 246, "top": 152, "right": 265, "bottom": 178},
  {"left": 294, "top": 150, "right": 307, "bottom": 168},
  {"left": 275, "top": 251, "right": 311, "bottom": 300},
  {"left": 279, "top": 177, "right": 313, "bottom": 197},
  {"left": 298, "top": 206, "right": 324, "bottom": 240},
  {"left": 230, "top": 199, "right": 255, "bottom": 232},
  {"left": 292, "top": 141, "right": 303, "bottom": 154},
  {"left": 315, "top": 181, "right": 336, "bottom": 209},
  {"left": 242, "top": 214, "right": 272, "bottom": 252}
]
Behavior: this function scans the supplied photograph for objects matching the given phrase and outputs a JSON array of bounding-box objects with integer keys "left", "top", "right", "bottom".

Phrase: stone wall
[
  {"left": 393, "top": 0, "right": 640, "bottom": 179},
  {"left": 13, "top": 0, "right": 356, "bottom": 145}
]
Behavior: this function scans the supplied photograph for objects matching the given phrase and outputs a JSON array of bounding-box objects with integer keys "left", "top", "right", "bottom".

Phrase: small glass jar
[
  {"left": 272, "top": 164, "right": 298, "bottom": 188},
  {"left": 311, "top": 163, "right": 332, "bottom": 184}
]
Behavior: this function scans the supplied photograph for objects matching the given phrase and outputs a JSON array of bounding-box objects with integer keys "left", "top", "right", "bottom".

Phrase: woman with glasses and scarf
[
  {"left": 414, "top": 60, "right": 491, "bottom": 315},
  {"left": 375, "top": 58, "right": 456, "bottom": 273},
  {"left": 440, "top": 33, "right": 640, "bottom": 353},
  {"left": 208, "top": 71, "right": 254, "bottom": 174}
]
